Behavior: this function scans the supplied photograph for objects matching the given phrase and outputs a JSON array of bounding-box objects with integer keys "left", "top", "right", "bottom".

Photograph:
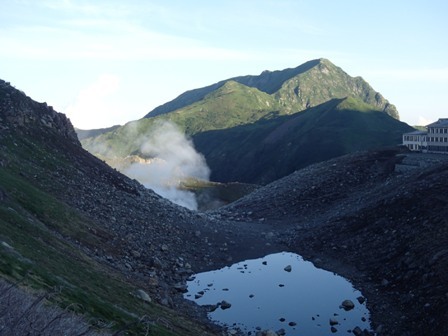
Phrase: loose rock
[
  {"left": 220, "top": 300, "right": 232, "bottom": 310},
  {"left": 340, "top": 299, "right": 355, "bottom": 311}
]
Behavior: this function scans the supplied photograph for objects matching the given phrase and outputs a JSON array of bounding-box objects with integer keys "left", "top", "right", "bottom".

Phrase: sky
[{"left": 1, "top": 0, "right": 447, "bottom": 129}]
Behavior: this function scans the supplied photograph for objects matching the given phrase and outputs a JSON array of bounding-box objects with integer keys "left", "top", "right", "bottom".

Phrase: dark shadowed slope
[{"left": 193, "top": 97, "right": 413, "bottom": 184}]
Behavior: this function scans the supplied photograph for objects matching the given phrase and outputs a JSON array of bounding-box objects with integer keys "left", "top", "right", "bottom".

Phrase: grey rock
[
  {"left": 329, "top": 318, "right": 339, "bottom": 325},
  {"left": 173, "top": 283, "right": 188, "bottom": 293},
  {"left": 131, "top": 250, "right": 141, "bottom": 258},
  {"left": 263, "top": 331, "right": 278, "bottom": 336},
  {"left": 220, "top": 300, "right": 232, "bottom": 310},
  {"left": 150, "top": 256, "right": 164, "bottom": 269},
  {"left": 357, "top": 296, "right": 366, "bottom": 304},
  {"left": 341, "top": 299, "right": 355, "bottom": 311},
  {"left": 1, "top": 241, "right": 13, "bottom": 249},
  {"left": 133, "top": 289, "right": 151, "bottom": 303},
  {"left": 276, "top": 328, "right": 286, "bottom": 336},
  {"left": 352, "top": 326, "right": 363, "bottom": 336}
]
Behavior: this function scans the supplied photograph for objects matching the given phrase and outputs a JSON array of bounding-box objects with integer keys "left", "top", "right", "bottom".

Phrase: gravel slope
[{"left": 214, "top": 148, "right": 448, "bottom": 335}]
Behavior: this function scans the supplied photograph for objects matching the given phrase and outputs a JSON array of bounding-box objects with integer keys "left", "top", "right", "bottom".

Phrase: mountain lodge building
[{"left": 403, "top": 118, "right": 448, "bottom": 153}]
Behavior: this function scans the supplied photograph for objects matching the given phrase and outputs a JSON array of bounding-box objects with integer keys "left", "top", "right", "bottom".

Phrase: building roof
[
  {"left": 403, "top": 130, "right": 427, "bottom": 136},
  {"left": 427, "top": 118, "right": 448, "bottom": 128}
]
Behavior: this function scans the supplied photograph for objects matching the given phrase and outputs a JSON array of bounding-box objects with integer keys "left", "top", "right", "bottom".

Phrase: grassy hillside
[{"left": 145, "top": 59, "right": 321, "bottom": 118}]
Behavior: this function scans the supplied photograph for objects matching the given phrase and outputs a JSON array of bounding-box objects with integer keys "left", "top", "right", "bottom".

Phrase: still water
[{"left": 184, "top": 252, "right": 371, "bottom": 335}]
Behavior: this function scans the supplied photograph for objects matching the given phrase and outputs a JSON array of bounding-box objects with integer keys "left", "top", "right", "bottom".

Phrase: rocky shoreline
[{"left": 211, "top": 149, "right": 448, "bottom": 335}]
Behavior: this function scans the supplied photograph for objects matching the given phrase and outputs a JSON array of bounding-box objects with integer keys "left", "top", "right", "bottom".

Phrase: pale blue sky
[{"left": 1, "top": 0, "right": 447, "bottom": 129}]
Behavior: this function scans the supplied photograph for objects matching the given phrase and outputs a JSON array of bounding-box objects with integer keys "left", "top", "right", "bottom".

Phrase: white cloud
[
  {"left": 0, "top": 21, "right": 250, "bottom": 61},
  {"left": 64, "top": 74, "right": 121, "bottom": 129}
]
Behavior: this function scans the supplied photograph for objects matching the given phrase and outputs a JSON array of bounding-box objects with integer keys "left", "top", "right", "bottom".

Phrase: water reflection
[{"left": 184, "top": 252, "right": 371, "bottom": 335}]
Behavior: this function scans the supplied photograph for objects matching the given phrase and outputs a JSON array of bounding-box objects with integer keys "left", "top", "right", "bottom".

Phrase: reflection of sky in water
[{"left": 184, "top": 252, "right": 371, "bottom": 335}]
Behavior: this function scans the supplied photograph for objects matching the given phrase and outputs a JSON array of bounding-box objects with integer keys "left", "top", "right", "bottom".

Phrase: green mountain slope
[
  {"left": 76, "top": 124, "right": 121, "bottom": 140},
  {"left": 82, "top": 80, "right": 280, "bottom": 159},
  {"left": 81, "top": 58, "right": 404, "bottom": 184},
  {"left": 145, "top": 58, "right": 398, "bottom": 119},
  {"left": 164, "top": 80, "right": 280, "bottom": 133},
  {"left": 193, "top": 97, "right": 413, "bottom": 184},
  {"left": 145, "top": 59, "right": 321, "bottom": 118}
]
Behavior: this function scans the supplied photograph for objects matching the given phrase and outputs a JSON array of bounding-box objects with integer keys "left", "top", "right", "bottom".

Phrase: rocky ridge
[
  {"left": 145, "top": 58, "right": 398, "bottom": 120},
  {"left": 0, "top": 79, "right": 78, "bottom": 142}
]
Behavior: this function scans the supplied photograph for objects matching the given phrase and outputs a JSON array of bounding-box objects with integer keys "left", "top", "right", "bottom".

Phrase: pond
[{"left": 184, "top": 252, "right": 371, "bottom": 335}]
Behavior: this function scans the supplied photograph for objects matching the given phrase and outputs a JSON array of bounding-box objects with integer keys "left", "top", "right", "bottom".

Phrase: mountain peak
[
  {"left": 145, "top": 58, "right": 398, "bottom": 120},
  {"left": 317, "top": 57, "right": 331, "bottom": 64}
]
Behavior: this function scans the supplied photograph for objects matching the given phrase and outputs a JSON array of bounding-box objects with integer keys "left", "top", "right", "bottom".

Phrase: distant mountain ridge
[
  {"left": 75, "top": 125, "right": 121, "bottom": 140},
  {"left": 81, "top": 58, "right": 408, "bottom": 184},
  {"left": 145, "top": 59, "right": 320, "bottom": 117},
  {"left": 145, "top": 58, "right": 398, "bottom": 119}
]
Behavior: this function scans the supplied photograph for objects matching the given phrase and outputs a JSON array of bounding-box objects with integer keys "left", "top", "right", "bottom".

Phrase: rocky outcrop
[
  {"left": 274, "top": 59, "right": 399, "bottom": 119},
  {"left": 0, "top": 79, "right": 78, "bottom": 143}
]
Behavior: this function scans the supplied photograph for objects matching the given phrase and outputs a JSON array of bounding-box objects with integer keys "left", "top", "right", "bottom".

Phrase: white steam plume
[{"left": 123, "top": 121, "right": 210, "bottom": 210}]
